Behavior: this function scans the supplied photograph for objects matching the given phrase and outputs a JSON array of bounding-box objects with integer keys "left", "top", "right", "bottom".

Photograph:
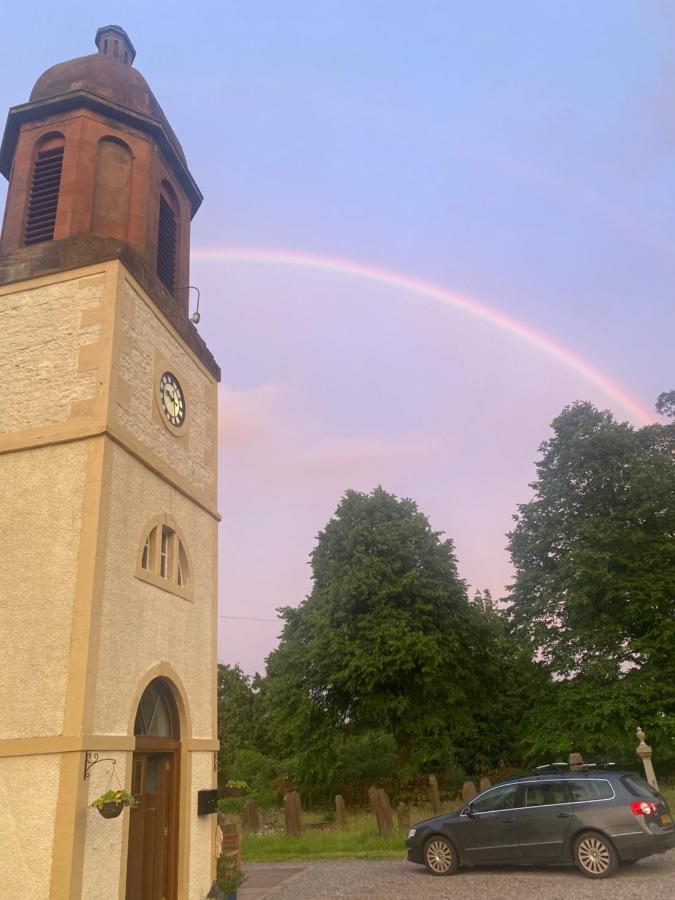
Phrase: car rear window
[
  {"left": 621, "top": 774, "right": 661, "bottom": 799},
  {"left": 524, "top": 782, "right": 569, "bottom": 807},
  {"left": 569, "top": 779, "right": 614, "bottom": 802}
]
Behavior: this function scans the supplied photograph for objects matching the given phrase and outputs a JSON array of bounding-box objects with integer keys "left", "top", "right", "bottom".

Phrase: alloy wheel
[
  {"left": 577, "top": 836, "right": 611, "bottom": 875},
  {"left": 426, "top": 839, "right": 454, "bottom": 874}
]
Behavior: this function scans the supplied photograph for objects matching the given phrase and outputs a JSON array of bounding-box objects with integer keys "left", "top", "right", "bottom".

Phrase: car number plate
[{"left": 660, "top": 814, "right": 672, "bottom": 825}]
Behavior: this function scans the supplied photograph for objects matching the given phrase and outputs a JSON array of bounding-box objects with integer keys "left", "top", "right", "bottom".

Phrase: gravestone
[
  {"left": 335, "top": 794, "right": 348, "bottom": 831},
  {"left": 429, "top": 774, "right": 441, "bottom": 814},
  {"left": 242, "top": 798, "right": 261, "bottom": 833},
  {"left": 568, "top": 752, "right": 584, "bottom": 772},
  {"left": 374, "top": 788, "right": 393, "bottom": 837},
  {"left": 462, "top": 781, "right": 477, "bottom": 803},
  {"left": 479, "top": 776, "right": 492, "bottom": 792},
  {"left": 368, "top": 785, "right": 378, "bottom": 814},
  {"left": 396, "top": 802, "right": 410, "bottom": 832},
  {"left": 283, "top": 791, "right": 302, "bottom": 837}
]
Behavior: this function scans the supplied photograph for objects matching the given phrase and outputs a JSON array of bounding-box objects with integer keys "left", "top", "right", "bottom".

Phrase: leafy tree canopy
[
  {"left": 507, "top": 398, "right": 675, "bottom": 761},
  {"left": 264, "top": 486, "right": 482, "bottom": 776}
]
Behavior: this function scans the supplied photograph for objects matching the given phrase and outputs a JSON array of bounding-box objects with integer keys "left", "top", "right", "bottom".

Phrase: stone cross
[{"left": 636, "top": 726, "right": 659, "bottom": 791}]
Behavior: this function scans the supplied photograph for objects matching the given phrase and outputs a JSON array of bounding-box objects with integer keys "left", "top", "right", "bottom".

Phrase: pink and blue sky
[{"left": 2, "top": 2, "right": 673, "bottom": 674}]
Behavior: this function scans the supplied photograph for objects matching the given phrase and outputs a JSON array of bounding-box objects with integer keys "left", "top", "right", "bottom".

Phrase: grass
[
  {"left": 237, "top": 785, "right": 675, "bottom": 863},
  {"left": 238, "top": 805, "right": 455, "bottom": 862}
]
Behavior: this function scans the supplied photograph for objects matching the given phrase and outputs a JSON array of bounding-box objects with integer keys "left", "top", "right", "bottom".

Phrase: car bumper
[
  {"left": 611, "top": 828, "right": 675, "bottom": 861},
  {"left": 405, "top": 837, "right": 424, "bottom": 865}
]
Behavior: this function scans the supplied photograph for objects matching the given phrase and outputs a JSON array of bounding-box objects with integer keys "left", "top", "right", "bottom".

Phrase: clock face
[{"left": 159, "top": 372, "right": 186, "bottom": 427}]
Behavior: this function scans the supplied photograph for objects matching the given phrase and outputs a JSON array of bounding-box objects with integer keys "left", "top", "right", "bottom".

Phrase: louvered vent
[
  {"left": 24, "top": 146, "right": 64, "bottom": 245},
  {"left": 157, "top": 195, "right": 177, "bottom": 294}
]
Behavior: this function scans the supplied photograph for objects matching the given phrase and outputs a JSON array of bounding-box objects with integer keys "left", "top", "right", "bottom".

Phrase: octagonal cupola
[{"left": 0, "top": 26, "right": 202, "bottom": 319}]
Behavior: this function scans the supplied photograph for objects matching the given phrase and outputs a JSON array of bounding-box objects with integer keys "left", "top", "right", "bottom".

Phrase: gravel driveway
[{"left": 242, "top": 850, "right": 675, "bottom": 899}]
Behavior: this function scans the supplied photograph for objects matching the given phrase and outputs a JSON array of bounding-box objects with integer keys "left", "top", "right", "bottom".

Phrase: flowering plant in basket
[{"left": 91, "top": 788, "right": 137, "bottom": 819}]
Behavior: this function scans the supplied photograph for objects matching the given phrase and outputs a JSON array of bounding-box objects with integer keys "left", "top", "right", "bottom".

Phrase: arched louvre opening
[
  {"left": 24, "top": 138, "right": 64, "bottom": 245},
  {"left": 157, "top": 185, "right": 178, "bottom": 294}
]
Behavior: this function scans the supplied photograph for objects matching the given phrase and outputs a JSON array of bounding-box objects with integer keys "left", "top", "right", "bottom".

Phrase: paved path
[{"left": 239, "top": 850, "right": 675, "bottom": 899}]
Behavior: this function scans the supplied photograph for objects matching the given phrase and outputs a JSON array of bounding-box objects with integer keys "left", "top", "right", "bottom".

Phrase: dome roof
[{"left": 30, "top": 51, "right": 186, "bottom": 164}]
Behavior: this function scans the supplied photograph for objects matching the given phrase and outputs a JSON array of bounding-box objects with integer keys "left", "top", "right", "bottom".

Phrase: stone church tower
[{"left": 0, "top": 26, "right": 220, "bottom": 899}]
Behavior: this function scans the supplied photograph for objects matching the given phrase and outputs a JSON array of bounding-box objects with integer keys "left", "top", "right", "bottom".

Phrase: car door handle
[{"left": 557, "top": 813, "right": 571, "bottom": 819}]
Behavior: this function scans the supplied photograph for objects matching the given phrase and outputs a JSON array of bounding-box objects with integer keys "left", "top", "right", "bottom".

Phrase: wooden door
[{"left": 126, "top": 752, "right": 176, "bottom": 900}]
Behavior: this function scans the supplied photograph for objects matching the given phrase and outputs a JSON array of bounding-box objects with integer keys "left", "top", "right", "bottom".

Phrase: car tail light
[{"left": 631, "top": 800, "right": 657, "bottom": 816}]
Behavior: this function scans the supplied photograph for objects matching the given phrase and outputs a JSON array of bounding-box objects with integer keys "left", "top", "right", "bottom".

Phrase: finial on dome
[{"left": 95, "top": 25, "right": 136, "bottom": 67}]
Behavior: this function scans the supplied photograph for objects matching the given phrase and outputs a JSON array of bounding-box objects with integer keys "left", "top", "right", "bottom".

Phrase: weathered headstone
[
  {"left": 568, "top": 752, "right": 584, "bottom": 772},
  {"left": 479, "top": 776, "right": 492, "bottom": 793},
  {"left": 374, "top": 788, "right": 393, "bottom": 837},
  {"left": 335, "top": 794, "right": 348, "bottom": 831},
  {"left": 462, "top": 781, "right": 477, "bottom": 803},
  {"left": 242, "top": 798, "right": 261, "bottom": 833},
  {"left": 429, "top": 774, "right": 441, "bottom": 814},
  {"left": 396, "top": 802, "right": 410, "bottom": 832},
  {"left": 368, "top": 785, "right": 378, "bottom": 814},
  {"left": 283, "top": 791, "right": 302, "bottom": 837}
]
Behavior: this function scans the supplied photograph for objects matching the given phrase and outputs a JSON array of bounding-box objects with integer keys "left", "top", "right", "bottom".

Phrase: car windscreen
[{"left": 621, "top": 774, "right": 661, "bottom": 799}]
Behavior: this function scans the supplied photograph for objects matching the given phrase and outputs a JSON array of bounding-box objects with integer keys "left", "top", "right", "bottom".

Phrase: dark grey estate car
[{"left": 406, "top": 766, "right": 675, "bottom": 878}]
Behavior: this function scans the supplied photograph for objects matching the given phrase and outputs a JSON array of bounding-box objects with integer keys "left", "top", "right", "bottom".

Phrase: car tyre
[
  {"left": 423, "top": 835, "right": 459, "bottom": 876},
  {"left": 573, "top": 831, "right": 618, "bottom": 879}
]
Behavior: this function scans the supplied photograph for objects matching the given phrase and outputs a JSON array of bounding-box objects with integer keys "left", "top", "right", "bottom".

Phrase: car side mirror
[{"left": 466, "top": 803, "right": 476, "bottom": 818}]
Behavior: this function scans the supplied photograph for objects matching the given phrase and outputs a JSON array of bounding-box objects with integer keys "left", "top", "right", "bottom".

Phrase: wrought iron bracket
[{"left": 83, "top": 751, "right": 117, "bottom": 780}]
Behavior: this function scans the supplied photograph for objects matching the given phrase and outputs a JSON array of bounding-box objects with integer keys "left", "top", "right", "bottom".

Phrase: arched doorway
[{"left": 126, "top": 678, "right": 180, "bottom": 900}]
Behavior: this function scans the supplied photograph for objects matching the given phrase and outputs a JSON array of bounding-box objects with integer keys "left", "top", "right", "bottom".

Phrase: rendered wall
[
  {"left": 0, "top": 754, "right": 61, "bottom": 898},
  {"left": 0, "top": 442, "right": 87, "bottom": 738},
  {"left": 92, "top": 441, "right": 217, "bottom": 740}
]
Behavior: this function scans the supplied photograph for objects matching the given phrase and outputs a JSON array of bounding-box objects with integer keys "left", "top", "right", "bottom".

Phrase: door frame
[
  {"left": 125, "top": 674, "right": 184, "bottom": 900},
  {"left": 129, "top": 739, "right": 180, "bottom": 900}
]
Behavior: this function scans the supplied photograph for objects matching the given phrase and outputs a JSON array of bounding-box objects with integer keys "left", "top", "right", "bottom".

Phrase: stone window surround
[{"left": 136, "top": 512, "right": 193, "bottom": 602}]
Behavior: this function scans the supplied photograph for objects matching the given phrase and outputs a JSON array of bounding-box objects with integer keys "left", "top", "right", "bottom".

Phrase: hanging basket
[
  {"left": 224, "top": 788, "right": 245, "bottom": 798},
  {"left": 98, "top": 800, "right": 125, "bottom": 819}
]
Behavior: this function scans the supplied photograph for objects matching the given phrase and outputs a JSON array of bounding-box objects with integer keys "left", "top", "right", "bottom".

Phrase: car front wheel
[
  {"left": 424, "top": 835, "right": 459, "bottom": 876},
  {"left": 573, "top": 831, "right": 618, "bottom": 879}
]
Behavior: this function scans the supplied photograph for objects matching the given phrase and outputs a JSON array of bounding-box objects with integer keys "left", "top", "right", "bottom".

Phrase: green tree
[
  {"left": 217, "top": 664, "right": 256, "bottom": 780},
  {"left": 467, "top": 590, "right": 551, "bottom": 770},
  {"left": 264, "top": 487, "right": 481, "bottom": 778},
  {"left": 507, "top": 399, "right": 675, "bottom": 762}
]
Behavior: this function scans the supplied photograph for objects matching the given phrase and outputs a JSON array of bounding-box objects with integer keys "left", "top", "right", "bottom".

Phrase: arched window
[
  {"left": 134, "top": 678, "right": 179, "bottom": 739},
  {"left": 137, "top": 514, "right": 193, "bottom": 599},
  {"left": 92, "top": 136, "right": 133, "bottom": 240},
  {"left": 24, "top": 133, "right": 65, "bottom": 246},
  {"left": 156, "top": 180, "right": 179, "bottom": 295}
]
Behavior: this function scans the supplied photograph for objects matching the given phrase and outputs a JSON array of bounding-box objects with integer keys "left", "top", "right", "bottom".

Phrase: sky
[{"left": 1, "top": 2, "right": 673, "bottom": 674}]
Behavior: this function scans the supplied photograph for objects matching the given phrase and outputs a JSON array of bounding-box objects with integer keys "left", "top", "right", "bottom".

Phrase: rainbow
[{"left": 192, "top": 246, "right": 654, "bottom": 425}]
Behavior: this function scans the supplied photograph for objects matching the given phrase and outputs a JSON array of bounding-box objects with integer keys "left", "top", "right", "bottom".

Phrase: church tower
[{"left": 0, "top": 26, "right": 220, "bottom": 899}]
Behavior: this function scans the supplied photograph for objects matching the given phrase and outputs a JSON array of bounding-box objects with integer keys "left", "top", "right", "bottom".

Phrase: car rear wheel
[
  {"left": 424, "top": 835, "right": 458, "bottom": 876},
  {"left": 574, "top": 832, "right": 618, "bottom": 879}
]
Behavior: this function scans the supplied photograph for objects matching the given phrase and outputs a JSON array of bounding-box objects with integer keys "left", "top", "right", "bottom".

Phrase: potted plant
[
  {"left": 90, "top": 788, "right": 137, "bottom": 819},
  {"left": 207, "top": 856, "right": 246, "bottom": 899},
  {"left": 223, "top": 779, "right": 249, "bottom": 798}
]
